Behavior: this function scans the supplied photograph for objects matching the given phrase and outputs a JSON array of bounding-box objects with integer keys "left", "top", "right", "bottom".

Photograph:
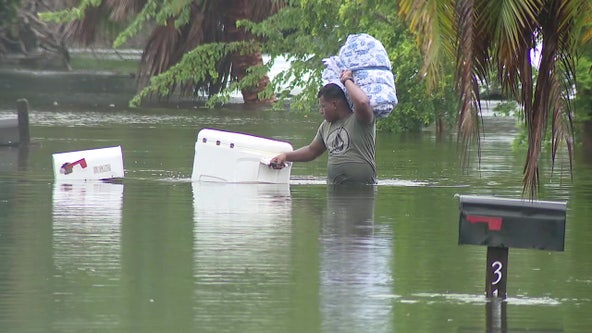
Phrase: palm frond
[
  {"left": 399, "top": 0, "right": 455, "bottom": 91},
  {"left": 403, "top": 0, "right": 585, "bottom": 198},
  {"left": 454, "top": 0, "right": 481, "bottom": 167},
  {"left": 522, "top": 0, "right": 579, "bottom": 197}
]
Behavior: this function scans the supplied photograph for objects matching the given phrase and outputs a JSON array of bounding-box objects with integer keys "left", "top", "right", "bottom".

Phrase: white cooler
[
  {"left": 191, "top": 128, "right": 293, "bottom": 183},
  {"left": 52, "top": 145, "right": 124, "bottom": 181}
]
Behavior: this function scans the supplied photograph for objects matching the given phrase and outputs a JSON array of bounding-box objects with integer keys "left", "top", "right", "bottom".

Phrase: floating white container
[
  {"left": 191, "top": 128, "right": 293, "bottom": 183},
  {"left": 52, "top": 145, "right": 124, "bottom": 181}
]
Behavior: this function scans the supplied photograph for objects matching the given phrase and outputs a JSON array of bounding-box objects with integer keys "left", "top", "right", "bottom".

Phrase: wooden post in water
[{"left": 16, "top": 99, "right": 30, "bottom": 145}]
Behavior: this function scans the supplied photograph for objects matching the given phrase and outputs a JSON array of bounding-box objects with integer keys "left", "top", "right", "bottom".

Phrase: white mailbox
[
  {"left": 52, "top": 146, "right": 124, "bottom": 181},
  {"left": 191, "top": 128, "right": 293, "bottom": 183}
]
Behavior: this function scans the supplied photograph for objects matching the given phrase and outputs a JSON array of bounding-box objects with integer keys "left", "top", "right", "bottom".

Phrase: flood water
[{"left": 1, "top": 70, "right": 592, "bottom": 332}]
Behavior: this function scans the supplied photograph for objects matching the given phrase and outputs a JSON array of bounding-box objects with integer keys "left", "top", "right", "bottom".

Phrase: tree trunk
[
  {"left": 435, "top": 114, "right": 445, "bottom": 137},
  {"left": 0, "top": 2, "right": 71, "bottom": 70},
  {"left": 230, "top": 49, "right": 273, "bottom": 103},
  {"left": 223, "top": 0, "right": 274, "bottom": 104},
  {"left": 583, "top": 120, "right": 592, "bottom": 156}
]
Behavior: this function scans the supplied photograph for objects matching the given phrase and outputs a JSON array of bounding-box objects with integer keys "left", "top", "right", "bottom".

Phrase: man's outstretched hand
[{"left": 269, "top": 153, "right": 287, "bottom": 169}]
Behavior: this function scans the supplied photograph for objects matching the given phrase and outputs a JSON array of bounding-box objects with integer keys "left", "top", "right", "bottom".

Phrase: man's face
[{"left": 319, "top": 96, "right": 339, "bottom": 122}]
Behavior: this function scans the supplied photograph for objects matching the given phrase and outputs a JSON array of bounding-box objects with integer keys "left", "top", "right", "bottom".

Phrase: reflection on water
[
  {"left": 0, "top": 146, "right": 28, "bottom": 172},
  {"left": 52, "top": 181, "right": 123, "bottom": 273},
  {"left": 191, "top": 182, "right": 293, "bottom": 331},
  {"left": 320, "top": 186, "right": 393, "bottom": 332},
  {"left": 192, "top": 181, "right": 291, "bottom": 223},
  {"left": 51, "top": 180, "right": 123, "bottom": 331}
]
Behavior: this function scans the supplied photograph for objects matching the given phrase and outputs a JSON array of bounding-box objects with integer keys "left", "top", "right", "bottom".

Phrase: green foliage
[
  {"left": 0, "top": 0, "right": 20, "bottom": 29},
  {"left": 237, "top": 4, "right": 344, "bottom": 112},
  {"left": 154, "top": 0, "right": 192, "bottom": 26},
  {"left": 38, "top": 0, "right": 102, "bottom": 23},
  {"left": 575, "top": 54, "right": 592, "bottom": 122},
  {"left": 248, "top": 0, "right": 458, "bottom": 132},
  {"left": 130, "top": 41, "right": 254, "bottom": 107},
  {"left": 38, "top": 0, "right": 459, "bottom": 133},
  {"left": 113, "top": 1, "right": 159, "bottom": 48},
  {"left": 400, "top": 0, "right": 590, "bottom": 197},
  {"left": 492, "top": 101, "right": 520, "bottom": 117}
]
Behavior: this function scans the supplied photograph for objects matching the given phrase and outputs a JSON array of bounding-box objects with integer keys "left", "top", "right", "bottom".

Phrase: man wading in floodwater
[{"left": 269, "top": 69, "right": 376, "bottom": 185}]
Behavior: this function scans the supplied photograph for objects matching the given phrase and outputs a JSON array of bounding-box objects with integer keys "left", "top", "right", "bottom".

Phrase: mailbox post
[
  {"left": 458, "top": 195, "right": 567, "bottom": 299},
  {"left": 485, "top": 246, "right": 508, "bottom": 298}
]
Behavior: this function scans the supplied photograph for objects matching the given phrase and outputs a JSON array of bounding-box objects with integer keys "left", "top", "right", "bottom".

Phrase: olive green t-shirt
[{"left": 313, "top": 114, "right": 376, "bottom": 185}]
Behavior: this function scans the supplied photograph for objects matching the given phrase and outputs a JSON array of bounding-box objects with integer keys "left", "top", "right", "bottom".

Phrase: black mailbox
[{"left": 458, "top": 195, "right": 567, "bottom": 251}]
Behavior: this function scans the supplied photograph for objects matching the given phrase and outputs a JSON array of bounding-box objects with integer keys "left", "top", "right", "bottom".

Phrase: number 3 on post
[{"left": 486, "top": 247, "right": 508, "bottom": 299}]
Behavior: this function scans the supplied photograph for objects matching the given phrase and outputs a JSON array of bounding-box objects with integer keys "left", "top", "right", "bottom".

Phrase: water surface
[{"left": 0, "top": 71, "right": 591, "bottom": 332}]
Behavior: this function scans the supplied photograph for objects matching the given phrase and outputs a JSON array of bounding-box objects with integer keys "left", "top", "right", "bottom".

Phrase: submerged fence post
[{"left": 16, "top": 98, "right": 30, "bottom": 145}]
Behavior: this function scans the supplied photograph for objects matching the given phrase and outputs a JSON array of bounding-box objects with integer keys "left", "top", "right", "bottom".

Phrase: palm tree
[
  {"left": 399, "top": 0, "right": 592, "bottom": 198},
  {"left": 62, "top": 0, "right": 284, "bottom": 103}
]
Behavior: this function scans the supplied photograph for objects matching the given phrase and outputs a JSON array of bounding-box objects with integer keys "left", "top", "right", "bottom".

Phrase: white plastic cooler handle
[{"left": 260, "top": 156, "right": 287, "bottom": 169}]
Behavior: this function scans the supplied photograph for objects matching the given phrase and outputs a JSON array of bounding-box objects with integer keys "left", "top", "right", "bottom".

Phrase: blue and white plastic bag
[{"left": 322, "top": 33, "right": 398, "bottom": 118}]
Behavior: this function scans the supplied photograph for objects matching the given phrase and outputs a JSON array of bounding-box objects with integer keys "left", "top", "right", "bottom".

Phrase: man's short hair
[{"left": 317, "top": 83, "right": 346, "bottom": 102}]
